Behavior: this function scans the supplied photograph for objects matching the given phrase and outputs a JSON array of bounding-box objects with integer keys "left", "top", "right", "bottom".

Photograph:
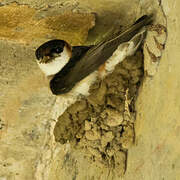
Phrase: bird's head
[{"left": 35, "top": 39, "right": 72, "bottom": 76}]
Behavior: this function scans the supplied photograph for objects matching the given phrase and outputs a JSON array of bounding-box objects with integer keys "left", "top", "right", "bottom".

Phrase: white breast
[{"left": 37, "top": 47, "right": 70, "bottom": 76}]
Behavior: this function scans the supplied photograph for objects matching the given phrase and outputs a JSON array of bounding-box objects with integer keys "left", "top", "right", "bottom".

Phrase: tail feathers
[
  {"left": 133, "top": 15, "right": 153, "bottom": 25},
  {"left": 113, "top": 14, "right": 153, "bottom": 45},
  {"left": 126, "top": 28, "right": 147, "bottom": 56}
]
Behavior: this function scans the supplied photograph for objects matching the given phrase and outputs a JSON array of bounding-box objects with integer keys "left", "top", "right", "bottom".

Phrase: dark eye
[{"left": 51, "top": 47, "right": 63, "bottom": 54}]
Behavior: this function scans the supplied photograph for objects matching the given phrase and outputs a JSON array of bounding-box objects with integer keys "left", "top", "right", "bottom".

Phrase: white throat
[{"left": 37, "top": 47, "right": 70, "bottom": 76}]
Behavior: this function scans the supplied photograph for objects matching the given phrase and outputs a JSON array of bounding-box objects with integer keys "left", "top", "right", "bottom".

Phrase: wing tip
[{"left": 134, "top": 14, "right": 154, "bottom": 26}]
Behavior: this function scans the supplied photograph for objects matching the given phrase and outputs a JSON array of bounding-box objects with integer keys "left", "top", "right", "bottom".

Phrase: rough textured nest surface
[{"left": 54, "top": 51, "right": 143, "bottom": 176}]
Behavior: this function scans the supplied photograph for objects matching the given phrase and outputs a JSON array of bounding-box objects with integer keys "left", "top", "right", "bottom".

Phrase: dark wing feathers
[
  {"left": 50, "top": 15, "right": 153, "bottom": 95},
  {"left": 51, "top": 45, "right": 93, "bottom": 80}
]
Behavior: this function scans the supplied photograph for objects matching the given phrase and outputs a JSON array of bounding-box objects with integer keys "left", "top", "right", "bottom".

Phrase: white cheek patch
[{"left": 37, "top": 47, "right": 71, "bottom": 76}]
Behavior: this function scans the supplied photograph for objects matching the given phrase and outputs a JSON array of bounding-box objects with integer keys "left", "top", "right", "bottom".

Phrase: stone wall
[{"left": 0, "top": 0, "right": 179, "bottom": 180}]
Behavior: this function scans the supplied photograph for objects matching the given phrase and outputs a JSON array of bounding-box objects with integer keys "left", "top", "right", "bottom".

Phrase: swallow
[{"left": 35, "top": 15, "right": 152, "bottom": 95}]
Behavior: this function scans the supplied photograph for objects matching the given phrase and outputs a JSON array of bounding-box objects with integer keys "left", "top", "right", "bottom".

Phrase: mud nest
[{"left": 54, "top": 50, "right": 143, "bottom": 176}]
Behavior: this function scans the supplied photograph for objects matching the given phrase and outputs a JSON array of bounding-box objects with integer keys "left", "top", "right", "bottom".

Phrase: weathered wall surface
[
  {"left": 0, "top": 0, "right": 179, "bottom": 180},
  {"left": 124, "top": 1, "right": 180, "bottom": 179}
]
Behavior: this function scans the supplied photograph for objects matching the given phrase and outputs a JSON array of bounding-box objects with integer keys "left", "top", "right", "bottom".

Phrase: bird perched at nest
[{"left": 35, "top": 15, "right": 152, "bottom": 97}]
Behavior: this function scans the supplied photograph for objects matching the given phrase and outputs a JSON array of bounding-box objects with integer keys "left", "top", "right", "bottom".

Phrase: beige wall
[
  {"left": 125, "top": 1, "right": 180, "bottom": 179},
  {"left": 0, "top": 0, "right": 179, "bottom": 180}
]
